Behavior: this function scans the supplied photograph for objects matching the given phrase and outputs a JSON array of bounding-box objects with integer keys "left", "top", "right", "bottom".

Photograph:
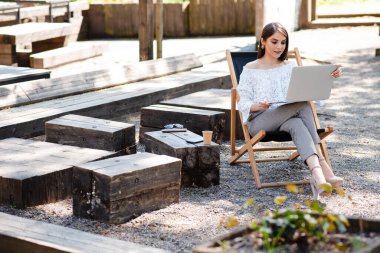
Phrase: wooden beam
[{"left": 139, "top": 0, "right": 154, "bottom": 61}]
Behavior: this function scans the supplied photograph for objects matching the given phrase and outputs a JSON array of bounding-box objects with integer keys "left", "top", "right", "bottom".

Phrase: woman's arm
[{"left": 237, "top": 69, "right": 271, "bottom": 122}]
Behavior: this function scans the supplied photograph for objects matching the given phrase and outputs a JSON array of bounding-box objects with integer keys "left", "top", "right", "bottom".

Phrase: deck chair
[{"left": 226, "top": 48, "right": 334, "bottom": 188}]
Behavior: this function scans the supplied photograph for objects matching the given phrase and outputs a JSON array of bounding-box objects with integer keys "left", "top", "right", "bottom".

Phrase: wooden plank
[
  {"left": 73, "top": 152, "right": 181, "bottom": 224},
  {"left": 160, "top": 88, "right": 244, "bottom": 140},
  {"left": 0, "top": 137, "right": 115, "bottom": 208},
  {"left": 0, "top": 65, "right": 50, "bottom": 85},
  {"left": 0, "top": 212, "right": 169, "bottom": 253},
  {"left": 0, "top": 22, "right": 73, "bottom": 45},
  {"left": 140, "top": 104, "right": 225, "bottom": 144},
  {"left": 45, "top": 114, "right": 135, "bottom": 152},
  {"left": 144, "top": 130, "right": 220, "bottom": 187},
  {"left": 30, "top": 42, "right": 107, "bottom": 69}
]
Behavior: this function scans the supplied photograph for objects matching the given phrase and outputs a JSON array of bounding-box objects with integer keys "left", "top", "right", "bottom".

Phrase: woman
[{"left": 237, "top": 22, "right": 343, "bottom": 200}]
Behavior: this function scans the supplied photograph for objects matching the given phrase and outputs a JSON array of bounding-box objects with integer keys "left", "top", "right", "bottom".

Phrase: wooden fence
[{"left": 87, "top": 0, "right": 255, "bottom": 38}]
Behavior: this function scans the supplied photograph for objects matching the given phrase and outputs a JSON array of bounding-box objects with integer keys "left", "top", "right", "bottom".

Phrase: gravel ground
[{"left": 0, "top": 26, "right": 379, "bottom": 252}]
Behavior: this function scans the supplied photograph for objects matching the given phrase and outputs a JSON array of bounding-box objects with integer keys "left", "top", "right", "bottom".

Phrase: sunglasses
[{"left": 164, "top": 123, "right": 184, "bottom": 129}]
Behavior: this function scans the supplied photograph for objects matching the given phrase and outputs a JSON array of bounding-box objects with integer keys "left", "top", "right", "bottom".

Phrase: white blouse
[{"left": 237, "top": 61, "right": 296, "bottom": 123}]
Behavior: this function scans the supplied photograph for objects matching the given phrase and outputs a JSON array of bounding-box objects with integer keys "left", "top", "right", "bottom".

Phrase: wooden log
[
  {"left": 45, "top": 114, "right": 135, "bottom": 152},
  {"left": 0, "top": 138, "right": 114, "bottom": 208},
  {"left": 0, "top": 212, "right": 169, "bottom": 253},
  {"left": 140, "top": 104, "right": 225, "bottom": 144},
  {"left": 144, "top": 130, "right": 220, "bottom": 187},
  {"left": 72, "top": 152, "right": 181, "bottom": 224},
  {"left": 30, "top": 42, "right": 107, "bottom": 69}
]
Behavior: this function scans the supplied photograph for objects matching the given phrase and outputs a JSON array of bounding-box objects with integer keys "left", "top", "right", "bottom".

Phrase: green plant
[{"left": 219, "top": 184, "right": 367, "bottom": 252}]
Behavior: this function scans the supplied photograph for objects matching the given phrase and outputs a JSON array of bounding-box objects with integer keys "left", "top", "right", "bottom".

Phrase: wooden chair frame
[{"left": 226, "top": 48, "right": 334, "bottom": 188}]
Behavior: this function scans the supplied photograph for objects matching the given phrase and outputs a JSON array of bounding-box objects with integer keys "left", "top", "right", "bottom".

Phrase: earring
[{"left": 261, "top": 45, "right": 264, "bottom": 49}]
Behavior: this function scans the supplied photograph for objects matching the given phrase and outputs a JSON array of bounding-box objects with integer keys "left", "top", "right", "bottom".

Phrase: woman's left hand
[{"left": 331, "top": 64, "right": 343, "bottom": 78}]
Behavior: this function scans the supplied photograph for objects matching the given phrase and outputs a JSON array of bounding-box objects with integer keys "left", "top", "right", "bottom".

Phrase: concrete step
[{"left": 308, "top": 16, "right": 380, "bottom": 28}]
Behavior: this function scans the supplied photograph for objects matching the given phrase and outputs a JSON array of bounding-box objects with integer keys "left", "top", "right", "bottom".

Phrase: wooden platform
[
  {"left": 0, "top": 69, "right": 230, "bottom": 140},
  {"left": 160, "top": 88, "right": 244, "bottom": 140},
  {"left": 0, "top": 137, "right": 114, "bottom": 208},
  {"left": 0, "top": 212, "right": 169, "bottom": 253},
  {"left": 0, "top": 65, "right": 50, "bottom": 85}
]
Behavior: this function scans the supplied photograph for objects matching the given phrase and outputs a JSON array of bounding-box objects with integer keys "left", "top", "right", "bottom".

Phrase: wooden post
[
  {"left": 139, "top": 0, "right": 154, "bottom": 61},
  {"left": 254, "top": 0, "right": 264, "bottom": 50},
  {"left": 155, "top": 0, "right": 163, "bottom": 59}
]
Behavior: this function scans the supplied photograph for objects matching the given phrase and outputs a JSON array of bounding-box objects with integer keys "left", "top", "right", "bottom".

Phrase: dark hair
[{"left": 258, "top": 22, "right": 289, "bottom": 61}]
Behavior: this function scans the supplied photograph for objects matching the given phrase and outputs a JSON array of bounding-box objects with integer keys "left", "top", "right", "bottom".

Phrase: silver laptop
[{"left": 272, "top": 64, "right": 336, "bottom": 104}]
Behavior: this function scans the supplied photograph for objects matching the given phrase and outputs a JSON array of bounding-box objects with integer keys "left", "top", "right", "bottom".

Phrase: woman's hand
[
  {"left": 250, "top": 101, "right": 272, "bottom": 112},
  {"left": 331, "top": 64, "right": 343, "bottom": 78}
]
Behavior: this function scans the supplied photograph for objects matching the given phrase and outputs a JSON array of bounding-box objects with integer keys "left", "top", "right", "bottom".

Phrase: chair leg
[
  {"left": 241, "top": 125, "right": 262, "bottom": 188},
  {"left": 228, "top": 130, "right": 266, "bottom": 164}
]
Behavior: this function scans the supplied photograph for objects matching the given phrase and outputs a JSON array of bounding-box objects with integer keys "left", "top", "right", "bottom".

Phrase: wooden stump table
[
  {"left": 45, "top": 114, "right": 136, "bottom": 155},
  {"left": 144, "top": 130, "right": 220, "bottom": 188},
  {"left": 140, "top": 104, "right": 225, "bottom": 144},
  {"left": 72, "top": 152, "right": 182, "bottom": 224}
]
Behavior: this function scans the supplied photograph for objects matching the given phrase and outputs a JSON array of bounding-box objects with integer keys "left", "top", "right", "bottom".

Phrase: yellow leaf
[
  {"left": 286, "top": 184, "right": 299, "bottom": 193},
  {"left": 320, "top": 183, "right": 333, "bottom": 193},
  {"left": 244, "top": 198, "right": 255, "bottom": 208},
  {"left": 335, "top": 187, "right": 345, "bottom": 197},
  {"left": 274, "top": 196, "right": 287, "bottom": 205},
  {"left": 225, "top": 216, "right": 240, "bottom": 229}
]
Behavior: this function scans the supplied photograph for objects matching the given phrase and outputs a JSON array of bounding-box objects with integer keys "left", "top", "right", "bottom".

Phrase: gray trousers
[{"left": 247, "top": 102, "right": 320, "bottom": 162}]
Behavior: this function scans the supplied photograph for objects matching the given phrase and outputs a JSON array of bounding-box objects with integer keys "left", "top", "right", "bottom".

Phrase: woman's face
[{"left": 261, "top": 31, "right": 287, "bottom": 60}]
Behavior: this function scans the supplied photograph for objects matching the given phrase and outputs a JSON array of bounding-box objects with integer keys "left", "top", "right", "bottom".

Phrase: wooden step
[
  {"left": 0, "top": 212, "right": 169, "bottom": 253},
  {"left": 30, "top": 42, "right": 108, "bottom": 69},
  {"left": 0, "top": 53, "right": 203, "bottom": 109},
  {"left": 0, "top": 70, "right": 230, "bottom": 139}
]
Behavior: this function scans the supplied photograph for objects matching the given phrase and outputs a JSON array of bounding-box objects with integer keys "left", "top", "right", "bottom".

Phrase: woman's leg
[
  {"left": 315, "top": 145, "right": 344, "bottom": 187},
  {"left": 247, "top": 102, "right": 308, "bottom": 135}
]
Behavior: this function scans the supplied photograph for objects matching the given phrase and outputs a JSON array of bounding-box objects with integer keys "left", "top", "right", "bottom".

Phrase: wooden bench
[
  {"left": 0, "top": 22, "right": 75, "bottom": 66},
  {"left": 73, "top": 152, "right": 181, "bottom": 224},
  {"left": 144, "top": 130, "right": 220, "bottom": 188},
  {"left": 0, "top": 138, "right": 114, "bottom": 208},
  {"left": 30, "top": 42, "right": 108, "bottom": 69},
  {"left": 45, "top": 114, "right": 136, "bottom": 154},
  {"left": 140, "top": 104, "right": 225, "bottom": 144},
  {"left": 161, "top": 88, "right": 244, "bottom": 140},
  {"left": 0, "top": 212, "right": 169, "bottom": 253}
]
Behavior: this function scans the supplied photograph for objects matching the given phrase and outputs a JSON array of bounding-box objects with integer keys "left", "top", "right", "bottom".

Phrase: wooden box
[
  {"left": 72, "top": 152, "right": 182, "bottom": 224},
  {"left": 45, "top": 114, "right": 136, "bottom": 154},
  {"left": 140, "top": 104, "right": 225, "bottom": 144},
  {"left": 144, "top": 130, "right": 220, "bottom": 188}
]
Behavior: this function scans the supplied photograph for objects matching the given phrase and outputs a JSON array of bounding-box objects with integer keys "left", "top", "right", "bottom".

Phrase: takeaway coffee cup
[{"left": 202, "top": 131, "right": 213, "bottom": 145}]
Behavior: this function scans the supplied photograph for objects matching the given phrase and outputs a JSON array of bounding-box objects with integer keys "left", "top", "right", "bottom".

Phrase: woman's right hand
[{"left": 250, "top": 101, "right": 272, "bottom": 112}]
